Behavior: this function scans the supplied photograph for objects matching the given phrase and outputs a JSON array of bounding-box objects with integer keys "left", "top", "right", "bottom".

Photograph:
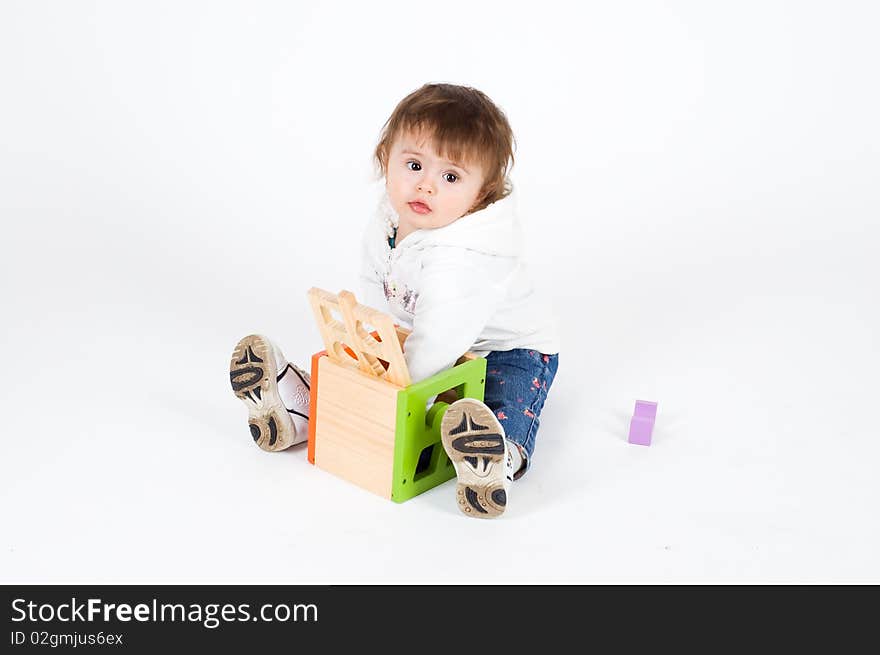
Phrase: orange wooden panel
[{"left": 307, "top": 351, "right": 325, "bottom": 465}]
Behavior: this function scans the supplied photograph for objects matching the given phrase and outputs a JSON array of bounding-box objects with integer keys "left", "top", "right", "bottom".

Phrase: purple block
[
  {"left": 628, "top": 417, "right": 653, "bottom": 445},
  {"left": 628, "top": 400, "right": 657, "bottom": 446},
  {"left": 633, "top": 400, "right": 657, "bottom": 421}
]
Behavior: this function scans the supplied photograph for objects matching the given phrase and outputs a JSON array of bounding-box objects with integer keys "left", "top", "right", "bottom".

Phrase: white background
[{"left": 1, "top": 1, "right": 878, "bottom": 584}]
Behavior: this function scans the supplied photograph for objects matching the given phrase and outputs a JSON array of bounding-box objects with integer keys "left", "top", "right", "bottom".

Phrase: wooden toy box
[{"left": 306, "top": 288, "right": 486, "bottom": 502}]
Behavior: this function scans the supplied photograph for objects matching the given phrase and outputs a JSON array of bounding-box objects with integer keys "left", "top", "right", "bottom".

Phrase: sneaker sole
[
  {"left": 229, "top": 334, "right": 296, "bottom": 452},
  {"left": 440, "top": 399, "right": 508, "bottom": 519}
]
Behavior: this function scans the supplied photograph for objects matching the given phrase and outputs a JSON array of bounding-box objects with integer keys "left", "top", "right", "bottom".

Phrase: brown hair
[{"left": 374, "top": 83, "right": 516, "bottom": 213}]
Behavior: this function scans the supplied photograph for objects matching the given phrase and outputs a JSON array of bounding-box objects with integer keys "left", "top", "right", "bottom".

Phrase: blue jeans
[{"left": 483, "top": 348, "right": 559, "bottom": 479}]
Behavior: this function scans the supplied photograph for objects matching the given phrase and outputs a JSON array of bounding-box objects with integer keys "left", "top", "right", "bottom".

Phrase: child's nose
[{"left": 416, "top": 179, "right": 435, "bottom": 195}]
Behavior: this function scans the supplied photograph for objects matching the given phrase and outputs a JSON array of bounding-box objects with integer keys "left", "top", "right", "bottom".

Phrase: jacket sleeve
[{"left": 403, "top": 249, "right": 506, "bottom": 383}]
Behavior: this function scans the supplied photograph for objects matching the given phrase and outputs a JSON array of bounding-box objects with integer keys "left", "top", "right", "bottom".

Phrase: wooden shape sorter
[{"left": 306, "top": 288, "right": 486, "bottom": 502}]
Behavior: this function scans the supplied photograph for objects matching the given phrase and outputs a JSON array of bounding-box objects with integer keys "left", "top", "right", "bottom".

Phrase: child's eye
[
  {"left": 443, "top": 173, "right": 458, "bottom": 183},
  {"left": 406, "top": 161, "right": 421, "bottom": 171}
]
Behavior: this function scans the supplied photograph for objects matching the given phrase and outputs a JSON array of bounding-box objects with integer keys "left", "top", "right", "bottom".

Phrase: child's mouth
[{"left": 408, "top": 201, "right": 431, "bottom": 215}]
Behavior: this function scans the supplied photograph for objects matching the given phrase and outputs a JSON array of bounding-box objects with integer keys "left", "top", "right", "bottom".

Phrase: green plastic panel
[{"left": 390, "top": 357, "right": 487, "bottom": 503}]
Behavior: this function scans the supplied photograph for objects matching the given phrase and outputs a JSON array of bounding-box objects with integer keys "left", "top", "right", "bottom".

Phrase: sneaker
[
  {"left": 440, "top": 398, "right": 514, "bottom": 519},
  {"left": 275, "top": 359, "right": 311, "bottom": 443},
  {"left": 229, "top": 334, "right": 310, "bottom": 452}
]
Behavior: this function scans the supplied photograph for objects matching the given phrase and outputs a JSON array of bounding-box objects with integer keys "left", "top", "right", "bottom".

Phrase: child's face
[{"left": 385, "top": 130, "right": 486, "bottom": 235}]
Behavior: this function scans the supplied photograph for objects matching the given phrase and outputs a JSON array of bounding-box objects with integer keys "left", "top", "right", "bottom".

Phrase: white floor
[
  {"left": 2, "top": 1, "right": 878, "bottom": 585},
  {"left": 1, "top": 209, "right": 877, "bottom": 584}
]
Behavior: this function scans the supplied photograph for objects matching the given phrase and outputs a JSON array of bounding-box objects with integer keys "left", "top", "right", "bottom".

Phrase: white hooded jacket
[{"left": 358, "top": 182, "right": 560, "bottom": 383}]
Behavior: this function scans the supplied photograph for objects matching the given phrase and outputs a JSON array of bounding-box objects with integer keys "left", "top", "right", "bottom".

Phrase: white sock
[{"left": 505, "top": 439, "right": 524, "bottom": 477}]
